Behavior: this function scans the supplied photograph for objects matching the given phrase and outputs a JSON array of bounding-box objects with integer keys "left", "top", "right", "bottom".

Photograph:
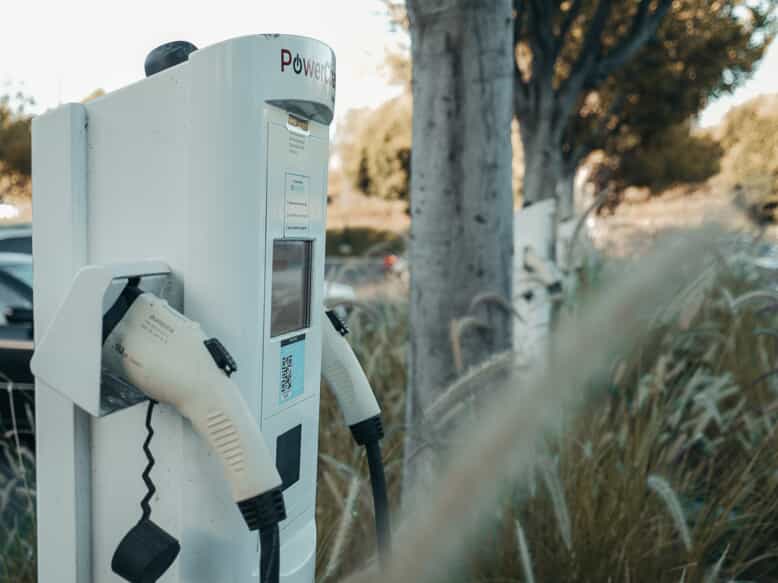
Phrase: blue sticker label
[{"left": 280, "top": 335, "right": 305, "bottom": 404}]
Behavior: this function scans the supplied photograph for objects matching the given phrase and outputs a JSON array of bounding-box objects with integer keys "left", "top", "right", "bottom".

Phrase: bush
[
  {"left": 316, "top": 238, "right": 778, "bottom": 582},
  {"left": 338, "top": 97, "right": 525, "bottom": 205},
  {"left": 614, "top": 122, "right": 722, "bottom": 193},
  {"left": 326, "top": 227, "right": 405, "bottom": 257},
  {"left": 0, "top": 94, "right": 33, "bottom": 182},
  {"left": 339, "top": 97, "right": 412, "bottom": 202},
  {"left": 0, "top": 438, "right": 36, "bottom": 583},
  {"left": 488, "top": 247, "right": 778, "bottom": 581},
  {"left": 717, "top": 95, "right": 778, "bottom": 208}
]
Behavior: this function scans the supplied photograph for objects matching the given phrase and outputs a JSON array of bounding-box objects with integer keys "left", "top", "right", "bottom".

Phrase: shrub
[
  {"left": 470, "top": 242, "right": 778, "bottom": 581},
  {"left": 0, "top": 94, "right": 33, "bottom": 182},
  {"left": 0, "top": 437, "right": 36, "bottom": 583},
  {"left": 339, "top": 97, "right": 412, "bottom": 203},
  {"left": 717, "top": 95, "right": 778, "bottom": 208},
  {"left": 326, "top": 227, "right": 405, "bottom": 257},
  {"left": 616, "top": 122, "right": 722, "bottom": 193},
  {"left": 317, "top": 236, "right": 778, "bottom": 582}
]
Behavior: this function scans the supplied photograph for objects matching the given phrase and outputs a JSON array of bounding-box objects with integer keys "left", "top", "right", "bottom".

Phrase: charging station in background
[{"left": 31, "top": 35, "right": 335, "bottom": 583}]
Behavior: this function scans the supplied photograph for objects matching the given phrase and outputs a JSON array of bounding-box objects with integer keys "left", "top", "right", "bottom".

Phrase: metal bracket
[{"left": 30, "top": 260, "right": 181, "bottom": 416}]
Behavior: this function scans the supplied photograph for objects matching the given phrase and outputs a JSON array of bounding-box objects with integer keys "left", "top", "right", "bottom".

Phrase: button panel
[{"left": 284, "top": 173, "right": 310, "bottom": 236}]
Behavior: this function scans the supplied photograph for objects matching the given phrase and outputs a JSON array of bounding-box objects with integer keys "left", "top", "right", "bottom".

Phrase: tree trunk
[
  {"left": 521, "top": 129, "right": 561, "bottom": 208},
  {"left": 555, "top": 166, "right": 576, "bottom": 222},
  {"left": 403, "top": 0, "right": 514, "bottom": 499},
  {"left": 520, "top": 125, "right": 578, "bottom": 220}
]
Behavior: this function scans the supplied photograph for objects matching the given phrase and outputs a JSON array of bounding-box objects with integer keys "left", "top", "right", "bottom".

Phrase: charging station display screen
[{"left": 271, "top": 240, "right": 312, "bottom": 337}]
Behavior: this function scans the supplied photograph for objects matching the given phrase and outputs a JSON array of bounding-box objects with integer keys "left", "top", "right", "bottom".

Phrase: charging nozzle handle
[
  {"left": 321, "top": 310, "right": 381, "bottom": 427},
  {"left": 102, "top": 292, "right": 285, "bottom": 531}
]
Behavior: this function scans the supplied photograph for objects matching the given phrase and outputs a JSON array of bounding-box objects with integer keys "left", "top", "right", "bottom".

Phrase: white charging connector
[
  {"left": 103, "top": 291, "right": 282, "bottom": 506},
  {"left": 321, "top": 309, "right": 390, "bottom": 564},
  {"left": 103, "top": 284, "right": 285, "bottom": 544},
  {"left": 102, "top": 284, "right": 285, "bottom": 583},
  {"left": 321, "top": 311, "right": 381, "bottom": 427}
]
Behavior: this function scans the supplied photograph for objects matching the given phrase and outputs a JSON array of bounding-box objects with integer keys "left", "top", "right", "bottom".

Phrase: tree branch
[
  {"left": 581, "top": 91, "right": 627, "bottom": 162},
  {"left": 513, "top": 0, "right": 531, "bottom": 108},
  {"left": 515, "top": 75, "right": 530, "bottom": 115},
  {"left": 527, "top": 0, "right": 557, "bottom": 74},
  {"left": 555, "top": 0, "right": 584, "bottom": 58},
  {"left": 557, "top": 0, "right": 613, "bottom": 118},
  {"left": 513, "top": 0, "right": 526, "bottom": 47},
  {"left": 592, "top": 0, "right": 673, "bottom": 85},
  {"left": 576, "top": 0, "right": 614, "bottom": 71}
]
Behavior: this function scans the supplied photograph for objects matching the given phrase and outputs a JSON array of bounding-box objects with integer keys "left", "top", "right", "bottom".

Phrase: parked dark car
[{"left": 0, "top": 227, "right": 35, "bottom": 445}]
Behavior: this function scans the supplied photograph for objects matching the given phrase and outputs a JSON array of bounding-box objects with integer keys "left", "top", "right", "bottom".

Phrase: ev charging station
[{"left": 30, "top": 35, "right": 365, "bottom": 583}]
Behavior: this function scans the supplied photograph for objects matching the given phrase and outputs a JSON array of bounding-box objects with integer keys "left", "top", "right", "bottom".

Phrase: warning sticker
[{"left": 279, "top": 334, "right": 305, "bottom": 404}]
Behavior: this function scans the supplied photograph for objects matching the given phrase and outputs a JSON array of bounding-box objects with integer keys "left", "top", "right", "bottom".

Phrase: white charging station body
[{"left": 31, "top": 34, "right": 333, "bottom": 583}]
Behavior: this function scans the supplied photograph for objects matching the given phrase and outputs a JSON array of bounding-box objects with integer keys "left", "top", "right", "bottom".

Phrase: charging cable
[{"left": 321, "top": 309, "right": 391, "bottom": 565}]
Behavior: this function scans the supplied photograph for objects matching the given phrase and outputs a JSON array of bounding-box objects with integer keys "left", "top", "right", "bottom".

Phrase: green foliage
[
  {"left": 326, "top": 227, "right": 405, "bottom": 257},
  {"left": 347, "top": 1, "right": 773, "bottom": 205},
  {"left": 339, "top": 97, "right": 411, "bottom": 202},
  {"left": 615, "top": 123, "right": 723, "bottom": 192},
  {"left": 0, "top": 88, "right": 101, "bottom": 187},
  {"left": 717, "top": 94, "right": 778, "bottom": 203},
  {"left": 511, "top": 0, "right": 775, "bottom": 199},
  {"left": 0, "top": 94, "right": 33, "bottom": 181},
  {"left": 579, "top": 0, "right": 775, "bottom": 189},
  {"left": 339, "top": 94, "right": 525, "bottom": 204},
  {"left": 0, "top": 438, "right": 36, "bottom": 583},
  {"left": 313, "top": 238, "right": 778, "bottom": 581},
  {"left": 484, "top": 247, "right": 778, "bottom": 582}
]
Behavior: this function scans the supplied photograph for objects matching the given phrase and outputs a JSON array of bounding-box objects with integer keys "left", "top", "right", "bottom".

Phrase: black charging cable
[
  {"left": 350, "top": 415, "right": 391, "bottom": 566},
  {"left": 140, "top": 400, "right": 158, "bottom": 521},
  {"left": 259, "top": 523, "right": 280, "bottom": 583},
  {"left": 111, "top": 400, "right": 181, "bottom": 583}
]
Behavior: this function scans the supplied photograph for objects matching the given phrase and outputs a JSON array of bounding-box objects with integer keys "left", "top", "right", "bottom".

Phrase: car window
[{"left": 2, "top": 263, "right": 32, "bottom": 287}]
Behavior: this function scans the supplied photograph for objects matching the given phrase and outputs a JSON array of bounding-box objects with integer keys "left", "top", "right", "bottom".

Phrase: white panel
[
  {"left": 31, "top": 103, "right": 91, "bottom": 583},
  {"left": 84, "top": 66, "right": 190, "bottom": 583}
]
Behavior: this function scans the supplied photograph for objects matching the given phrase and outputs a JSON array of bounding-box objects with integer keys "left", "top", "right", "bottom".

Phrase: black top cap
[{"left": 144, "top": 41, "right": 198, "bottom": 77}]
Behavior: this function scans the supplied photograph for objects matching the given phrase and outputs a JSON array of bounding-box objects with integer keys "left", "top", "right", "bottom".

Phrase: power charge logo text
[{"left": 281, "top": 48, "right": 336, "bottom": 90}]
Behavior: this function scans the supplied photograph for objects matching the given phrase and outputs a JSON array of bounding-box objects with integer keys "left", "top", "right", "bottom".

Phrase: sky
[
  {"left": 0, "top": 0, "right": 774, "bottom": 130},
  {"left": 699, "top": 38, "right": 778, "bottom": 127},
  {"left": 0, "top": 0, "right": 404, "bottom": 129}
]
